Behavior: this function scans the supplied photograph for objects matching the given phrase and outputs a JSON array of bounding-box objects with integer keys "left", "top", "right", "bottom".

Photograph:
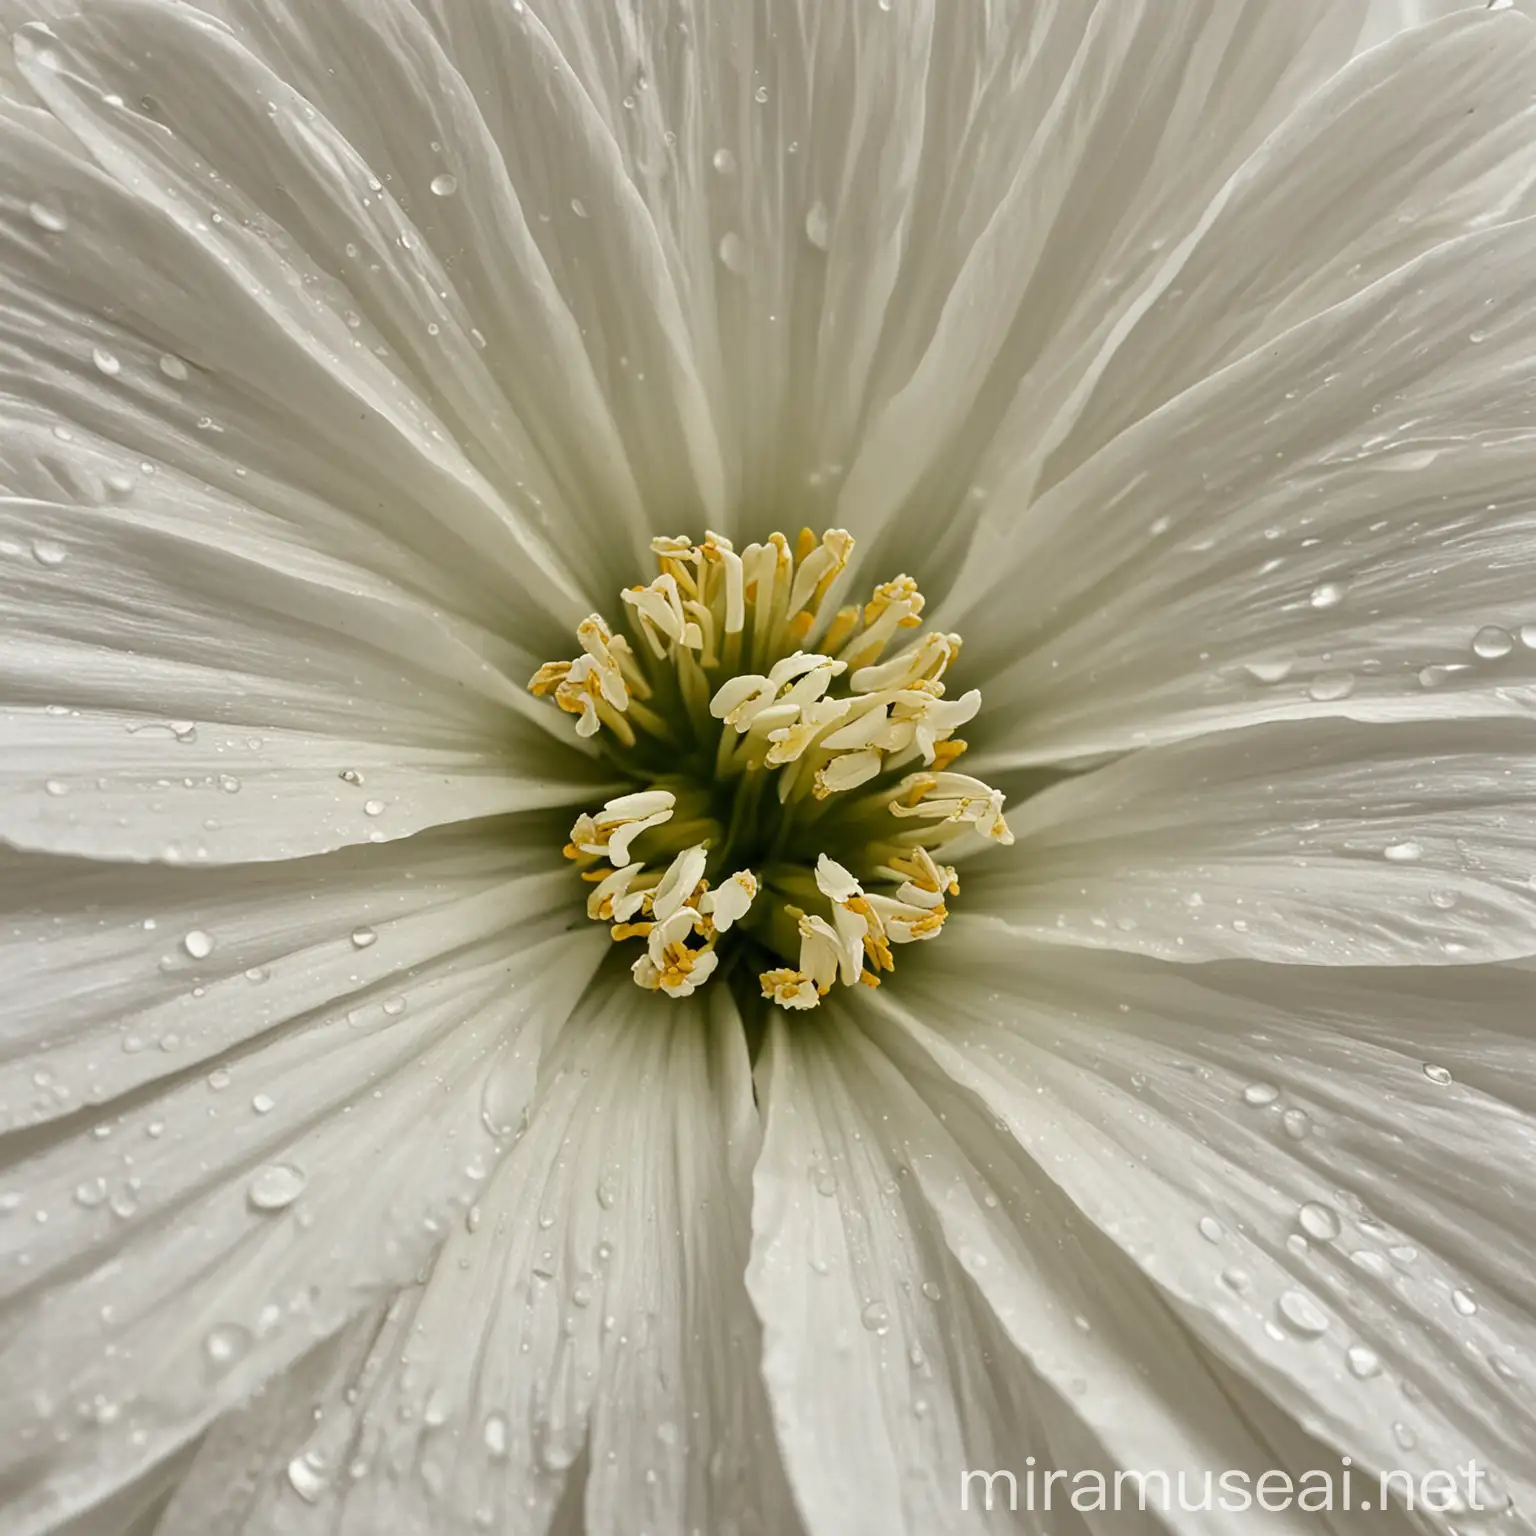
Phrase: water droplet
[
  {"left": 1309, "top": 582, "right": 1345, "bottom": 610},
  {"left": 920, "top": 1280, "right": 942, "bottom": 1302},
  {"left": 1198, "top": 1216, "right": 1223, "bottom": 1242},
  {"left": 182, "top": 929, "right": 215, "bottom": 960},
  {"left": 1243, "top": 659, "right": 1293, "bottom": 684},
  {"left": 1221, "top": 1267, "right": 1252, "bottom": 1293},
  {"left": 204, "top": 1322, "right": 252, "bottom": 1370},
  {"left": 363, "top": 799, "right": 386, "bottom": 817},
  {"left": 1281, "top": 1108, "right": 1311, "bottom": 1141},
  {"left": 811, "top": 1165, "right": 838, "bottom": 1197},
  {"left": 28, "top": 201, "right": 68, "bottom": 233},
  {"left": 860, "top": 1300, "right": 890, "bottom": 1334},
  {"left": 91, "top": 347, "right": 121, "bottom": 377},
  {"left": 31, "top": 539, "right": 67, "bottom": 567},
  {"left": 804, "top": 201, "right": 830, "bottom": 251},
  {"left": 483, "top": 1412, "right": 508, "bottom": 1458},
  {"left": 1519, "top": 622, "right": 1536, "bottom": 650},
  {"left": 251, "top": 1093, "right": 275, "bottom": 1114},
  {"left": 424, "top": 1387, "right": 452, "bottom": 1426},
  {"left": 73, "top": 1176, "right": 107, "bottom": 1208},
  {"left": 754, "top": 85, "right": 769, "bottom": 104},
  {"left": 1393, "top": 1421, "right": 1418, "bottom": 1451},
  {"left": 1307, "top": 670, "right": 1355, "bottom": 702},
  {"left": 158, "top": 353, "right": 189, "bottom": 381},
  {"left": 383, "top": 995, "right": 407, "bottom": 1017},
  {"left": 717, "top": 232, "right": 747, "bottom": 274},
  {"left": 569, "top": 197, "right": 589, "bottom": 219},
  {"left": 596, "top": 1175, "right": 618, "bottom": 1210},
  {"left": 219, "top": 774, "right": 241, "bottom": 794},
  {"left": 1346, "top": 1344, "right": 1382, "bottom": 1379},
  {"left": 429, "top": 172, "right": 458, "bottom": 197},
  {"left": 43, "top": 779, "right": 67, "bottom": 797},
  {"left": 350, "top": 926, "right": 378, "bottom": 949},
  {"left": 1242, "top": 1082, "right": 1279, "bottom": 1107},
  {"left": 1423, "top": 1062, "right": 1453, "bottom": 1086},
  {"left": 248, "top": 1162, "right": 307, "bottom": 1211},
  {"left": 711, "top": 147, "right": 736, "bottom": 174},
  {"left": 1298, "top": 1202, "right": 1340, "bottom": 1241},
  {"left": 287, "top": 1453, "right": 329, "bottom": 1503},
  {"left": 1473, "top": 624, "right": 1514, "bottom": 660},
  {"left": 207, "top": 1068, "right": 232, "bottom": 1091},
  {"left": 1452, "top": 1287, "right": 1478, "bottom": 1316},
  {"left": 1277, "top": 1288, "right": 1330, "bottom": 1337}
]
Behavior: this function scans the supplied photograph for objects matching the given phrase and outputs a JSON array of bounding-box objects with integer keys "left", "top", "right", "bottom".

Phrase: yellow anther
[
  {"left": 931, "top": 739, "right": 968, "bottom": 770},
  {"left": 528, "top": 660, "right": 571, "bottom": 697}
]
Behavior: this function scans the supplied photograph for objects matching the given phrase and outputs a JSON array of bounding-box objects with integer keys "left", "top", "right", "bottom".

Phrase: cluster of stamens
[{"left": 530, "top": 529, "right": 1012, "bottom": 1009}]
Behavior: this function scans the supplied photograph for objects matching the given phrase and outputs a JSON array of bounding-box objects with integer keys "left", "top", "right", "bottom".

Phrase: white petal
[
  {"left": 160, "top": 983, "right": 795, "bottom": 1535},
  {"left": 2, "top": 2, "right": 643, "bottom": 616},
  {"left": 0, "top": 825, "right": 571, "bottom": 1130},
  {"left": 837, "top": 0, "right": 1369, "bottom": 575},
  {"left": 0, "top": 921, "right": 601, "bottom": 1534},
  {"left": 936, "top": 27, "right": 1536, "bottom": 764},
  {"left": 891, "top": 940, "right": 1536, "bottom": 1509},
  {"left": 970, "top": 720, "right": 1536, "bottom": 965},
  {"left": 752, "top": 1007, "right": 1320, "bottom": 1535},
  {"left": 166, "top": 0, "right": 723, "bottom": 546}
]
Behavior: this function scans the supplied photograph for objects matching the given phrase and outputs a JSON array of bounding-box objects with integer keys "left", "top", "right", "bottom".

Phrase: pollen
[{"left": 529, "top": 529, "right": 1012, "bottom": 1010}]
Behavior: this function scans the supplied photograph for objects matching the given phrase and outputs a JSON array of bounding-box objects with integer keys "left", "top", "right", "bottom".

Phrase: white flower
[{"left": 3, "top": 4, "right": 1536, "bottom": 1535}]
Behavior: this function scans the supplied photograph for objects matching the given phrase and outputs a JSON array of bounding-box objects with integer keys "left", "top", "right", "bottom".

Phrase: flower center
[{"left": 530, "top": 529, "right": 1013, "bottom": 1009}]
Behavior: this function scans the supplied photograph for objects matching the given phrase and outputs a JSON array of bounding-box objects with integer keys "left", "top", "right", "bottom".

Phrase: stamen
[{"left": 527, "top": 529, "right": 1012, "bottom": 1007}]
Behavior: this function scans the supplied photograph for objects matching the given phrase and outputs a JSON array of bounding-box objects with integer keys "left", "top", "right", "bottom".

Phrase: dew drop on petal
[
  {"left": 1308, "top": 582, "right": 1345, "bottom": 610},
  {"left": 1423, "top": 1062, "right": 1453, "bottom": 1086},
  {"left": 429, "top": 173, "right": 458, "bottom": 197},
  {"left": 717, "top": 232, "right": 748, "bottom": 274},
  {"left": 483, "top": 1412, "right": 508, "bottom": 1458},
  {"left": 1452, "top": 1287, "right": 1478, "bottom": 1316},
  {"left": 860, "top": 1300, "right": 890, "bottom": 1335},
  {"left": 159, "top": 353, "right": 189, "bottom": 381},
  {"left": 1472, "top": 624, "right": 1514, "bottom": 659},
  {"left": 182, "top": 929, "right": 215, "bottom": 960},
  {"left": 1243, "top": 659, "right": 1293, "bottom": 684},
  {"left": 248, "top": 1162, "right": 307, "bottom": 1211},
  {"left": 711, "top": 147, "right": 736, "bottom": 174},
  {"left": 1197, "top": 1215, "right": 1223, "bottom": 1243},
  {"left": 287, "top": 1453, "right": 329, "bottom": 1503},
  {"left": 920, "top": 1280, "right": 942, "bottom": 1302},
  {"left": 1298, "top": 1202, "right": 1340, "bottom": 1242},
  {"left": 350, "top": 926, "right": 378, "bottom": 949},
  {"left": 1277, "top": 1288, "right": 1330, "bottom": 1338},
  {"left": 1346, "top": 1344, "right": 1382, "bottom": 1379},
  {"left": 251, "top": 1094, "right": 275, "bottom": 1114},
  {"left": 91, "top": 346, "right": 121, "bottom": 377},
  {"left": 1307, "top": 670, "right": 1355, "bottom": 702},
  {"left": 28, "top": 200, "right": 68, "bottom": 233},
  {"left": 31, "top": 539, "right": 67, "bottom": 567},
  {"left": 804, "top": 201, "right": 830, "bottom": 251},
  {"left": 1383, "top": 840, "right": 1423, "bottom": 863},
  {"left": 1519, "top": 622, "right": 1536, "bottom": 650},
  {"left": 363, "top": 799, "right": 386, "bottom": 817},
  {"left": 204, "top": 1322, "right": 252, "bottom": 1370},
  {"left": 1241, "top": 1082, "right": 1279, "bottom": 1107}
]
